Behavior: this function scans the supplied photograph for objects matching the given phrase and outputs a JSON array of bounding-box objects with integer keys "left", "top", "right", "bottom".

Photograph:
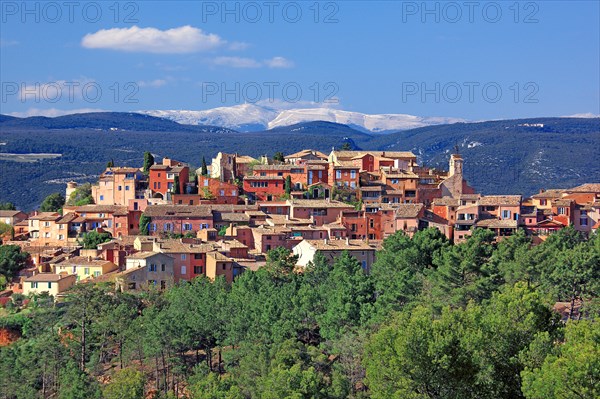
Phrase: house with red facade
[
  {"left": 243, "top": 176, "right": 286, "bottom": 202},
  {"left": 149, "top": 158, "right": 189, "bottom": 201},
  {"left": 143, "top": 205, "right": 213, "bottom": 236}
]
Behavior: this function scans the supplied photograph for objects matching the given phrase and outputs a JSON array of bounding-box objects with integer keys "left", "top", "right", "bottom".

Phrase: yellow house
[
  {"left": 52, "top": 256, "right": 118, "bottom": 281},
  {"left": 23, "top": 273, "right": 77, "bottom": 297}
]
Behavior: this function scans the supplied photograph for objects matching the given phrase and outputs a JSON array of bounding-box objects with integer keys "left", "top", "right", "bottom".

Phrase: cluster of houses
[{"left": 1, "top": 148, "right": 598, "bottom": 299}]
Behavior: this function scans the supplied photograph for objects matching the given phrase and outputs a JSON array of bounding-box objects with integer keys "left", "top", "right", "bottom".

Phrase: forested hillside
[
  {"left": 0, "top": 114, "right": 598, "bottom": 210},
  {"left": 1, "top": 227, "right": 598, "bottom": 398}
]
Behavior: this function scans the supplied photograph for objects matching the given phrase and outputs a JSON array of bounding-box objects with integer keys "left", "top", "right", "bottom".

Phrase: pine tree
[
  {"left": 143, "top": 151, "right": 155, "bottom": 175},
  {"left": 201, "top": 157, "right": 208, "bottom": 176}
]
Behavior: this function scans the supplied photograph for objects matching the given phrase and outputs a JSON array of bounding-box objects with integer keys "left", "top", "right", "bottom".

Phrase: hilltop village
[{"left": 1, "top": 148, "right": 599, "bottom": 296}]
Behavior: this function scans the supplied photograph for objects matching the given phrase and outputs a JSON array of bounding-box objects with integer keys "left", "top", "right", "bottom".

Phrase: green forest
[{"left": 0, "top": 227, "right": 598, "bottom": 399}]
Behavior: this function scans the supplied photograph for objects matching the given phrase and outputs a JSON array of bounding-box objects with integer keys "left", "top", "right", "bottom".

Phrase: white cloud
[
  {"left": 17, "top": 79, "right": 93, "bottom": 103},
  {"left": 228, "top": 41, "right": 250, "bottom": 51},
  {"left": 264, "top": 56, "right": 294, "bottom": 68},
  {"left": 212, "top": 56, "right": 294, "bottom": 69},
  {"left": 213, "top": 56, "right": 262, "bottom": 68},
  {"left": 82, "top": 25, "right": 225, "bottom": 53},
  {"left": 138, "top": 79, "right": 167, "bottom": 88},
  {"left": 9, "top": 108, "right": 107, "bottom": 118},
  {"left": 563, "top": 113, "right": 600, "bottom": 118},
  {"left": 0, "top": 39, "right": 19, "bottom": 47}
]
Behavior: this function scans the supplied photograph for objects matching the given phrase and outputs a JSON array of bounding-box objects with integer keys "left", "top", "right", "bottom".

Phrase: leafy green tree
[
  {"left": 40, "top": 192, "right": 65, "bottom": 212},
  {"left": 143, "top": 151, "right": 154, "bottom": 175},
  {"left": 103, "top": 368, "right": 145, "bottom": 399},
  {"left": 0, "top": 245, "right": 30, "bottom": 281},
  {"left": 521, "top": 320, "right": 599, "bottom": 399},
  {"left": 58, "top": 361, "right": 101, "bottom": 399},
  {"left": 264, "top": 247, "right": 299, "bottom": 280},
  {"left": 341, "top": 142, "right": 352, "bottom": 151},
  {"left": 106, "top": 159, "right": 114, "bottom": 168},
  {"left": 201, "top": 157, "right": 209, "bottom": 176},
  {"left": 66, "top": 183, "right": 94, "bottom": 206},
  {"left": 284, "top": 175, "right": 292, "bottom": 196},
  {"left": 78, "top": 231, "right": 112, "bottom": 249},
  {"left": 273, "top": 152, "right": 285, "bottom": 163},
  {"left": 0, "top": 202, "right": 16, "bottom": 210},
  {"left": 139, "top": 214, "right": 150, "bottom": 235}
]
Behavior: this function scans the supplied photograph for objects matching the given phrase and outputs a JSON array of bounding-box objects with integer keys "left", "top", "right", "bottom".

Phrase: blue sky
[{"left": 1, "top": 1, "right": 598, "bottom": 120}]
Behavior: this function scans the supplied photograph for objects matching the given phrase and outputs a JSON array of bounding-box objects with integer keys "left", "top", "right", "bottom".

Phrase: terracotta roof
[
  {"left": 61, "top": 256, "right": 116, "bottom": 268},
  {"left": 0, "top": 210, "right": 24, "bottom": 218},
  {"left": 285, "top": 149, "right": 328, "bottom": 159},
  {"left": 304, "top": 239, "right": 380, "bottom": 251},
  {"left": 289, "top": 199, "right": 354, "bottom": 208},
  {"left": 155, "top": 240, "right": 218, "bottom": 254},
  {"left": 73, "top": 205, "right": 128, "bottom": 215},
  {"left": 478, "top": 195, "right": 521, "bottom": 206},
  {"left": 215, "top": 213, "right": 250, "bottom": 222},
  {"left": 25, "top": 273, "right": 74, "bottom": 282},
  {"left": 567, "top": 183, "right": 600, "bottom": 193},
  {"left": 552, "top": 199, "right": 574, "bottom": 206},
  {"left": 433, "top": 197, "right": 460, "bottom": 206},
  {"left": 127, "top": 251, "right": 160, "bottom": 260},
  {"left": 28, "top": 212, "right": 61, "bottom": 221},
  {"left": 207, "top": 251, "right": 231, "bottom": 261},
  {"left": 333, "top": 151, "right": 416, "bottom": 159},
  {"left": 144, "top": 205, "right": 213, "bottom": 218},
  {"left": 209, "top": 204, "right": 259, "bottom": 212},
  {"left": 476, "top": 218, "right": 518, "bottom": 229},
  {"left": 395, "top": 203, "right": 424, "bottom": 218},
  {"left": 244, "top": 176, "right": 285, "bottom": 180},
  {"left": 531, "top": 189, "right": 564, "bottom": 199},
  {"left": 105, "top": 167, "right": 140, "bottom": 174},
  {"left": 253, "top": 164, "right": 296, "bottom": 171}
]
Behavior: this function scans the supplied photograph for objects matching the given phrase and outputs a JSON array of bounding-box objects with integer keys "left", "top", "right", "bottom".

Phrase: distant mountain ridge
[{"left": 139, "top": 104, "right": 466, "bottom": 133}]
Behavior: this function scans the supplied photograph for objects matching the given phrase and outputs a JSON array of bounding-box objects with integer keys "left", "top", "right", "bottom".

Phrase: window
[
  {"left": 350, "top": 182, "right": 356, "bottom": 188},
  {"left": 100, "top": 195, "right": 104, "bottom": 201},
  {"left": 150, "top": 223, "right": 157, "bottom": 231},
  {"left": 164, "top": 223, "right": 173, "bottom": 231},
  {"left": 84, "top": 268, "right": 90, "bottom": 275},
  {"left": 183, "top": 223, "right": 192, "bottom": 231},
  {"left": 204, "top": 179, "right": 209, "bottom": 187},
  {"left": 540, "top": 199, "right": 547, "bottom": 206},
  {"left": 118, "top": 186, "right": 122, "bottom": 191},
  {"left": 167, "top": 173, "right": 174, "bottom": 179},
  {"left": 194, "top": 254, "right": 203, "bottom": 260},
  {"left": 161, "top": 264, "right": 166, "bottom": 272},
  {"left": 222, "top": 264, "right": 226, "bottom": 270},
  {"left": 181, "top": 254, "right": 186, "bottom": 260},
  {"left": 58, "top": 234, "right": 64, "bottom": 240},
  {"left": 31, "top": 282, "right": 38, "bottom": 288},
  {"left": 94, "top": 271, "right": 100, "bottom": 277},
  {"left": 194, "top": 266, "right": 203, "bottom": 274},
  {"left": 336, "top": 170, "right": 341, "bottom": 179},
  {"left": 502, "top": 210, "right": 511, "bottom": 219},
  {"left": 351, "top": 170, "right": 356, "bottom": 179},
  {"left": 181, "top": 265, "right": 187, "bottom": 274},
  {"left": 232, "top": 190, "right": 237, "bottom": 196},
  {"left": 125, "top": 185, "right": 130, "bottom": 191},
  {"left": 220, "top": 190, "right": 225, "bottom": 196},
  {"left": 558, "top": 207, "right": 566, "bottom": 215},
  {"left": 149, "top": 264, "right": 157, "bottom": 272},
  {"left": 44, "top": 222, "right": 50, "bottom": 227},
  {"left": 361, "top": 260, "right": 367, "bottom": 270}
]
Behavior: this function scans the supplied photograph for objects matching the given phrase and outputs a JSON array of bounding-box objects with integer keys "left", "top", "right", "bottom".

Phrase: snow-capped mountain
[
  {"left": 140, "top": 104, "right": 466, "bottom": 133},
  {"left": 141, "top": 104, "right": 278, "bottom": 132},
  {"left": 268, "top": 108, "right": 466, "bottom": 133}
]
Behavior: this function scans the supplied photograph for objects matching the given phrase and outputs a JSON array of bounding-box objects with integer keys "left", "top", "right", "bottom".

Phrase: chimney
[
  {"left": 323, "top": 238, "right": 328, "bottom": 245},
  {"left": 346, "top": 237, "right": 350, "bottom": 245}
]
